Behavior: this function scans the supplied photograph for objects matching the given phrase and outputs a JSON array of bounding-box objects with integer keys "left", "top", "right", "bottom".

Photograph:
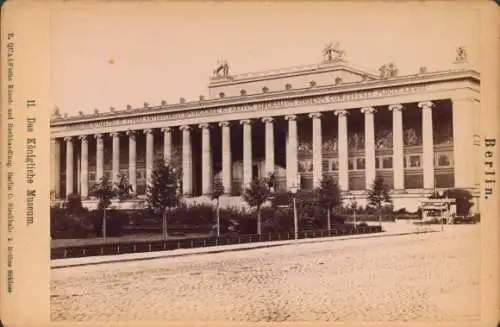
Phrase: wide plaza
[{"left": 51, "top": 224, "right": 481, "bottom": 323}]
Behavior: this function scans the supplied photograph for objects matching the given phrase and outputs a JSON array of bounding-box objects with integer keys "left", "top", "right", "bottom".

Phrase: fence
[{"left": 51, "top": 225, "right": 382, "bottom": 260}]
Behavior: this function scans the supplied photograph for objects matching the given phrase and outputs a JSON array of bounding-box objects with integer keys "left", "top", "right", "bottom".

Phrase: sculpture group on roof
[
  {"left": 455, "top": 46, "right": 467, "bottom": 63},
  {"left": 379, "top": 63, "right": 399, "bottom": 79},
  {"left": 323, "top": 42, "right": 345, "bottom": 62},
  {"left": 213, "top": 59, "right": 230, "bottom": 78}
]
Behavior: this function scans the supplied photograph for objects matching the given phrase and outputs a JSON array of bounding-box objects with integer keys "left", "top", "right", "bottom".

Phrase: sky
[{"left": 50, "top": 1, "right": 481, "bottom": 116}]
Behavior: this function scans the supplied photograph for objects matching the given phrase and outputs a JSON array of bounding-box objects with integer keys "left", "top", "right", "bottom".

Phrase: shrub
[{"left": 51, "top": 205, "right": 94, "bottom": 239}]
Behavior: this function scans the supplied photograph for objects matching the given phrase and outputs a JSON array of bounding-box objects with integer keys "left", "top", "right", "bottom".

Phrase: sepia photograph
[{"left": 44, "top": 1, "right": 494, "bottom": 324}]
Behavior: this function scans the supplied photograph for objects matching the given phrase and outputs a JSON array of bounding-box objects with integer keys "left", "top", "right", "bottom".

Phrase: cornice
[{"left": 51, "top": 68, "right": 479, "bottom": 128}]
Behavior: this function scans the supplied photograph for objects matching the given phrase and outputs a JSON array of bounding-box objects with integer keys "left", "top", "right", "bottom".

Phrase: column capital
[
  {"left": 143, "top": 128, "right": 154, "bottom": 135},
  {"left": 388, "top": 103, "right": 404, "bottom": 112},
  {"left": 361, "top": 107, "right": 376, "bottom": 115},
  {"left": 262, "top": 117, "right": 274, "bottom": 123},
  {"left": 63, "top": 136, "right": 73, "bottom": 142},
  {"left": 334, "top": 110, "right": 349, "bottom": 117},
  {"left": 308, "top": 112, "right": 322, "bottom": 119},
  {"left": 78, "top": 135, "right": 88, "bottom": 141},
  {"left": 180, "top": 125, "right": 191, "bottom": 131},
  {"left": 160, "top": 126, "right": 172, "bottom": 133},
  {"left": 110, "top": 132, "right": 121, "bottom": 137},
  {"left": 284, "top": 114, "right": 297, "bottom": 121},
  {"left": 126, "top": 129, "right": 136, "bottom": 137},
  {"left": 418, "top": 101, "right": 434, "bottom": 110},
  {"left": 199, "top": 123, "right": 210, "bottom": 129},
  {"left": 219, "top": 121, "right": 231, "bottom": 127},
  {"left": 94, "top": 133, "right": 104, "bottom": 140},
  {"left": 240, "top": 119, "right": 252, "bottom": 125}
]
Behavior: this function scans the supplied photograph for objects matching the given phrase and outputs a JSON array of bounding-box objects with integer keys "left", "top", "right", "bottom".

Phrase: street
[{"left": 51, "top": 224, "right": 481, "bottom": 322}]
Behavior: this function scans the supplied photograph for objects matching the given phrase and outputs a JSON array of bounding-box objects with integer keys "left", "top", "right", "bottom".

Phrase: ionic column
[
  {"left": 95, "top": 134, "right": 104, "bottom": 182},
  {"left": 111, "top": 132, "right": 120, "bottom": 184},
  {"left": 180, "top": 125, "right": 192, "bottom": 195},
  {"left": 418, "top": 101, "right": 435, "bottom": 189},
  {"left": 161, "top": 127, "right": 172, "bottom": 163},
  {"left": 219, "top": 121, "right": 232, "bottom": 194},
  {"left": 126, "top": 130, "right": 137, "bottom": 195},
  {"left": 262, "top": 117, "right": 275, "bottom": 176},
  {"left": 64, "top": 136, "right": 74, "bottom": 197},
  {"left": 51, "top": 138, "right": 61, "bottom": 198},
  {"left": 309, "top": 112, "right": 322, "bottom": 188},
  {"left": 361, "top": 107, "right": 376, "bottom": 190},
  {"left": 79, "top": 135, "right": 89, "bottom": 199},
  {"left": 240, "top": 119, "right": 253, "bottom": 188},
  {"left": 335, "top": 110, "right": 349, "bottom": 191},
  {"left": 285, "top": 115, "right": 298, "bottom": 189},
  {"left": 76, "top": 151, "right": 81, "bottom": 195},
  {"left": 389, "top": 104, "right": 405, "bottom": 190},
  {"left": 144, "top": 129, "right": 154, "bottom": 188},
  {"left": 452, "top": 97, "right": 475, "bottom": 188},
  {"left": 199, "top": 123, "right": 212, "bottom": 195}
]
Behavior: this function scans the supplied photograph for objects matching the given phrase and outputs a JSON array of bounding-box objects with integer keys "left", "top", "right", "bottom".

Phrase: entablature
[{"left": 50, "top": 68, "right": 480, "bottom": 138}]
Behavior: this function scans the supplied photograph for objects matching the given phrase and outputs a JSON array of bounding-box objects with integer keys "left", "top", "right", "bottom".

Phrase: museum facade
[{"left": 50, "top": 45, "right": 481, "bottom": 212}]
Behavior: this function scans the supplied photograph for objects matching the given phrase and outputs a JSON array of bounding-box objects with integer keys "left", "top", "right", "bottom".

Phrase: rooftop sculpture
[
  {"left": 379, "top": 62, "right": 399, "bottom": 79},
  {"left": 323, "top": 42, "right": 345, "bottom": 62},
  {"left": 213, "top": 59, "right": 230, "bottom": 78},
  {"left": 455, "top": 46, "right": 467, "bottom": 63}
]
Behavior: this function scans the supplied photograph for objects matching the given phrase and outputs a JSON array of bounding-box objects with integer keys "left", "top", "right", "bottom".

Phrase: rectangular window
[
  {"left": 408, "top": 155, "right": 421, "bottom": 168},
  {"left": 437, "top": 153, "right": 452, "bottom": 167},
  {"left": 382, "top": 156, "right": 393, "bottom": 169},
  {"left": 348, "top": 159, "right": 354, "bottom": 170},
  {"left": 89, "top": 172, "right": 96, "bottom": 182},
  {"left": 375, "top": 157, "right": 381, "bottom": 169},
  {"left": 331, "top": 159, "right": 339, "bottom": 171},
  {"left": 356, "top": 158, "right": 365, "bottom": 170},
  {"left": 322, "top": 160, "right": 330, "bottom": 171}
]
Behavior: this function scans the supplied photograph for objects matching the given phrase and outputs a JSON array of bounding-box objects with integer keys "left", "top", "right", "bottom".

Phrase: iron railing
[{"left": 51, "top": 225, "right": 382, "bottom": 260}]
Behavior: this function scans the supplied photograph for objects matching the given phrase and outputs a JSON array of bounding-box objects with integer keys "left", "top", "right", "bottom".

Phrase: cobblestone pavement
[{"left": 51, "top": 225, "right": 481, "bottom": 323}]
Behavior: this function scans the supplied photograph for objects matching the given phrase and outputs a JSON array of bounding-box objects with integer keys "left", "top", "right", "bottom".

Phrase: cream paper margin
[{"left": 0, "top": 1, "right": 498, "bottom": 327}]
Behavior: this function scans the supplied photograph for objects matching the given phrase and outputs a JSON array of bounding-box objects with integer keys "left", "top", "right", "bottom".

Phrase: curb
[{"left": 51, "top": 228, "right": 439, "bottom": 269}]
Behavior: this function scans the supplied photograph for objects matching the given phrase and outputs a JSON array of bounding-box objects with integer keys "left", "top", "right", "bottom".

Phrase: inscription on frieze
[{"left": 58, "top": 85, "right": 425, "bottom": 130}]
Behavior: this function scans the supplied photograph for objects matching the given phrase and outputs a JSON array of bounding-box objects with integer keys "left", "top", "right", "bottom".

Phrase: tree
[
  {"left": 242, "top": 178, "right": 270, "bottom": 235},
  {"left": 212, "top": 178, "right": 225, "bottom": 237},
  {"left": 93, "top": 175, "right": 116, "bottom": 238},
  {"left": 147, "top": 157, "right": 182, "bottom": 239},
  {"left": 367, "top": 176, "right": 392, "bottom": 226},
  {"left": 317, "top": 175, "right": 341, "bottom": 231}
]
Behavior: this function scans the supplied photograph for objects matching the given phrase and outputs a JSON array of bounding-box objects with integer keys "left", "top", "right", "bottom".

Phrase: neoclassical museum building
[{"left": 50, "top": 44, "right": 480, "bottom": 212}]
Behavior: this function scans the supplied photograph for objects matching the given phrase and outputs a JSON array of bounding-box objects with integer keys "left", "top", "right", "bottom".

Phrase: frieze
[{"left": 57, "top": 85, "right": 426, "bottom": 131}]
